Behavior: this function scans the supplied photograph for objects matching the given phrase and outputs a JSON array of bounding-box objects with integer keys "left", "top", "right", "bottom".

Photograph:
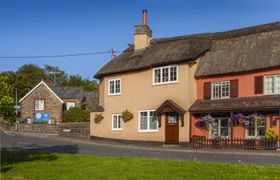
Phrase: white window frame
[
  {"left": 211, "top": 81, "right": 230, "bottom": 100},
  {"left": 246, "top": 119, "right": 265, "bottom": 139},
  {"left": 108, "top": 78, "right": 121, "bottom": 96},
  {"left": 152, "top": 65, "right": 179, "bottom": 85},
  {"left": 209, "top": 118, "right": 230, "bottom": 138},
  {"left": 66, "top": 102, "right": 76, "bottom": 110},
  {"left": 112, "top": 114, "right": 123, "bottom": 131},
  {"left": 264, "top": 74, "right": 280, "bottom": 95},
  {"left": 35, "top": 100, "right": 44, "bottom": 111},
  {"left": 138, "top": 110, "right": 158, "bottom": 132}
]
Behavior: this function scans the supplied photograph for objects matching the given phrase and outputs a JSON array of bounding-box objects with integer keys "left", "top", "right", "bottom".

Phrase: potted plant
[
  {"left": 94, "top": 113, "right": 103, "bottom": 124},
  {"left": 122, "top": 109, "right": 134, "bottom": 122},
  {"left": 264, "top": 128, "right": 278, "bottom": 150}
]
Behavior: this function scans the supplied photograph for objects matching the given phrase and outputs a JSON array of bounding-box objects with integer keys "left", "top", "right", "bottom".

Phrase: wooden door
[{"left": 165, "top": 112, "right": 179, "bottom": 144}]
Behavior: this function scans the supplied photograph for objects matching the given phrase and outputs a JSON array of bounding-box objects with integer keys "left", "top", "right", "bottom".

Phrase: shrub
[
  {"left": 62, "top": 107, "right": 89, "bottom": 122},
  {"left": 265, "top": 128, "right": 278, "bottom": 140}
]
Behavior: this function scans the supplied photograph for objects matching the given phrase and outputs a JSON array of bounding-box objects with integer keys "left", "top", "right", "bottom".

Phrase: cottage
[
  {"left": 19, "top": 81, "right": 94, "bottom": 124},
  {"left": 189, "top": 23, "right": 280, "bottom": 140},
  {"left": 91, "top": 10, "right": 280, "bottom": 146}
]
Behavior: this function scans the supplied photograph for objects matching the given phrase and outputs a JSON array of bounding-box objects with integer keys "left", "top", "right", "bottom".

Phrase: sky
[{"left": 0, "top": 0, "right": 279, "bottom": 80}]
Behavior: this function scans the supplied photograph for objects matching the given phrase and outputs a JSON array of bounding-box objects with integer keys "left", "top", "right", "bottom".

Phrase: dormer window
[
  {"left": 108, "top": 79, "right": 121, "bottom": 96},
  {"left": 153, "top": 65, "right": 178, "bottom": 85},
  {"left": 211, "top": 81, "right": 230, "bottom": 99},
  {"left": 264, "top": 74, "right": 280, "bottom": 95}
]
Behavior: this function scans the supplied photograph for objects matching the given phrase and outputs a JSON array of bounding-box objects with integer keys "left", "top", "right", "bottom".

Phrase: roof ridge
[{"left": 151, "top": 21, "right": 280, "bottom": 44}]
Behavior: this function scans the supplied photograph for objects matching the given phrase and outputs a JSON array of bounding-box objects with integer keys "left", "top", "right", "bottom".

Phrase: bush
[
  {"left": 265, "top": 128, "right": 278, "bottom": 140},
  {"left": 62, "top": 107, "right": 89, "bottom": 123}
]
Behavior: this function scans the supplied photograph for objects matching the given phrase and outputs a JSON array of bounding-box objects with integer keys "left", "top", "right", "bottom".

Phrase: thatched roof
[
  {"left": 189, "top": 95, "right": 280, "bottom": 113},
  {"left": 95, "top": 22, "right": 280, "bottom": 79},
  {"left": 195, "top": 23, "right": 280, "bottom": 77}
]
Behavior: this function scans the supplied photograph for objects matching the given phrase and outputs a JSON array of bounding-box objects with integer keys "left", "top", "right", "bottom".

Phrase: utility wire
[{"left": 0, "top": 51, "right": 112, "bottom": 59}]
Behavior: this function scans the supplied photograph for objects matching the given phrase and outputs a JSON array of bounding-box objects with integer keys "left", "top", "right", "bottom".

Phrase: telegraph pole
[{"left": 49, "top": 71, "right": 61, "bottom": 86}]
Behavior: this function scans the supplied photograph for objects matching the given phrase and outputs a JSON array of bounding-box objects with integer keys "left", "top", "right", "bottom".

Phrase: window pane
[
  {"left": 257, "top": 127, "right": 265, "bottom": 136},
  {"left": 115, "top": 80, "right": 120, "bottom": 93},
  {"left": 265, "top": 76, "right": 274, "bottom": 94},
  {"left": 117, "top": 115, "right": 122, "bottom": 129},
  {"left": 162, "top": 68, "right": 169, "bottom": 82},
  {"left": 247, "top": 121, "right": 255, "bottom": 137},
  {"left": 113, "top": 115, "right": 117, "bottom": 129},
  {"left": 170, "top": 66, "right": 177, "bottom": 81},
  {"left": 149, "top": 111, "right": 157, "bottom": 130},
  {"left": 154, "top": 69, "right": 161, "bottom": 83},
  {"left": 110, "top": 81, "right": 115, "bottom": 94},
  {"left": 140, "top": 112, "right": 148, "bottom": 130},
  {"left": 276, "top": 75, "right": 280, "bottom": 93}
]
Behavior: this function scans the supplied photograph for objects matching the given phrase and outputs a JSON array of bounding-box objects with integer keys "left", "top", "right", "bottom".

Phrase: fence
[{"left": 190, "top": 138, "right": 280, "bottom": 150}]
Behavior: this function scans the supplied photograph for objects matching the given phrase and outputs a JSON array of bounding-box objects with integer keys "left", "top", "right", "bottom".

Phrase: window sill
[
  {"left": 108, "top": 93, "right": 121, "bottom": 96},
  {"left": 152, "top": 81, "right": 179, "bottom": 86},
  {"left": 138, "top": 130, "right": 159, "bottom": 133},
  {"left": 112, "top": 129, "right": 123, "bottom": 131},
  {"left": 210, "top": 97, "right": 230, "bottom": 100}
]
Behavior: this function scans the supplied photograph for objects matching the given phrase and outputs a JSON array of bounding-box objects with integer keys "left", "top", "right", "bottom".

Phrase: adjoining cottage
[
  {"left": 19, "top": 81, "right": 95, "bottom": 124},
  {"left": 91, "top": 10, "right": 280, "bottom": 146},
  {"left": 189, "top": 23, "right": 280, "bottom": 140}
]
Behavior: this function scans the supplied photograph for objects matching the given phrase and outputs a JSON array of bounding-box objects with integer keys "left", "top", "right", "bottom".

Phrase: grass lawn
[{"left": 1, "top": 151, "right": 280, "bottom": 180}]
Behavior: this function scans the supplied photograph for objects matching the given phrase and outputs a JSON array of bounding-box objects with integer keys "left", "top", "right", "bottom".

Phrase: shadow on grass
[{"left": 1, "top": 144, "right": 79, "bottom": 173}]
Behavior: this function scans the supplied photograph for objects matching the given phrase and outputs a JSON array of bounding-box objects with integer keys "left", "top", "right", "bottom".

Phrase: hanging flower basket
[
  {"left": 231, "top": 113, "right": 265, "bottom": 127},
  {"left": 94, "top": 113, "right": 103, "bottom": 124},
  {"left": 122, "top": 109, "right": 134, "bottom": 122},
  {"left": 200, "top": 114, "right": 215, "bottom": 128},
  {"left": 195, "top": 120, "right": 206, "bottom": 128}
]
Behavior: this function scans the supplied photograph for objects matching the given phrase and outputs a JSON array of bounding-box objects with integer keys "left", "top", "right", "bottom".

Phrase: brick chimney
[{"left": 134, "top": 10, "right": 152, "bottom": 51}]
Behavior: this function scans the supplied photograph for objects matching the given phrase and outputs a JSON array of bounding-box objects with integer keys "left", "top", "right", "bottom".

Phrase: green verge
[{"left": 1, "top": 151, "right": 279, "bottom": 180}]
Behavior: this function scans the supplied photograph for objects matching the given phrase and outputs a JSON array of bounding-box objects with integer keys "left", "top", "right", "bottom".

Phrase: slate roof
[
  {"left": 189, "top": 95, "right": 280, "bottom": 113},
  {"left": 50, "top": 86, "right": 84, "bottom": 100},
  {"left": 94, "top": 22, "right": 280, "bottom": 79}
]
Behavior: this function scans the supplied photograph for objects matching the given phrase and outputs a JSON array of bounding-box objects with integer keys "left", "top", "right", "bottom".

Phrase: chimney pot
[{"left": 142, "top": 10, "right": 147, "bottom": 25}]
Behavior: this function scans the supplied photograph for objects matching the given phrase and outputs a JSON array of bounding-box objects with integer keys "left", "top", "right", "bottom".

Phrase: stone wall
[
  {"left": 59, "top": 122, "right": 90, "bottom": 138},
  {"left": 17, "top": 124, "right": 59, "bottom": 134},
  {"left": 20, "top": 83, "right": 63, "bottom": 124}
]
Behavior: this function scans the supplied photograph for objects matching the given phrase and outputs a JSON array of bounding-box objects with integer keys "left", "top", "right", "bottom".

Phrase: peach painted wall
[
  {"left": 91, "top": 62, "right": 198, "bottom": 142},
  {"left": 196, "top": 67, "right": 280, "bottom": 100}
]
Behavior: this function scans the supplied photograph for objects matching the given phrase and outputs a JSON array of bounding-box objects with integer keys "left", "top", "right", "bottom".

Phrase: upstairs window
[
  {"left": 211, "top": 81, "right": 230, "bottom": 99},
  {"left": 153, "top": 65, "right": 178, "bottom": 85},
  {"left": 108, "top": 79, "right": 121, "bottom": 95},
  {"left": 265, "top": 75, "right": 280, "bottom": 95},
  {"left": 35, "top": 100, "right": 44, "bottom": 111}
]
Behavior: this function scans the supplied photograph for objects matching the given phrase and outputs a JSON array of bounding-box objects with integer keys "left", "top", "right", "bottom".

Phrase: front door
[{"left": 165, "top": 112, "right": 179, "bottom": 144}]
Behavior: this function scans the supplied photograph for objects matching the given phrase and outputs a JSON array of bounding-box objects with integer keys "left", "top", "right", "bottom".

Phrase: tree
[
  {"left": 15, "top": 64, "right": 47, "bottom": 98},
  {"left": 0, "top": 75, "right": 16, "bottom": 124},
  {"left": 43, "top": 64, "right": 68, "bottom": 85},
  {"left": 63, "top": 75, "right": 99, "bottom": 91}
]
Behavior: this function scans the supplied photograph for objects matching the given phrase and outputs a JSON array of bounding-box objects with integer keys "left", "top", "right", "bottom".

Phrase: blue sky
[{"left": 0, "top": 0, "right": 279, "bottom": 79}]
